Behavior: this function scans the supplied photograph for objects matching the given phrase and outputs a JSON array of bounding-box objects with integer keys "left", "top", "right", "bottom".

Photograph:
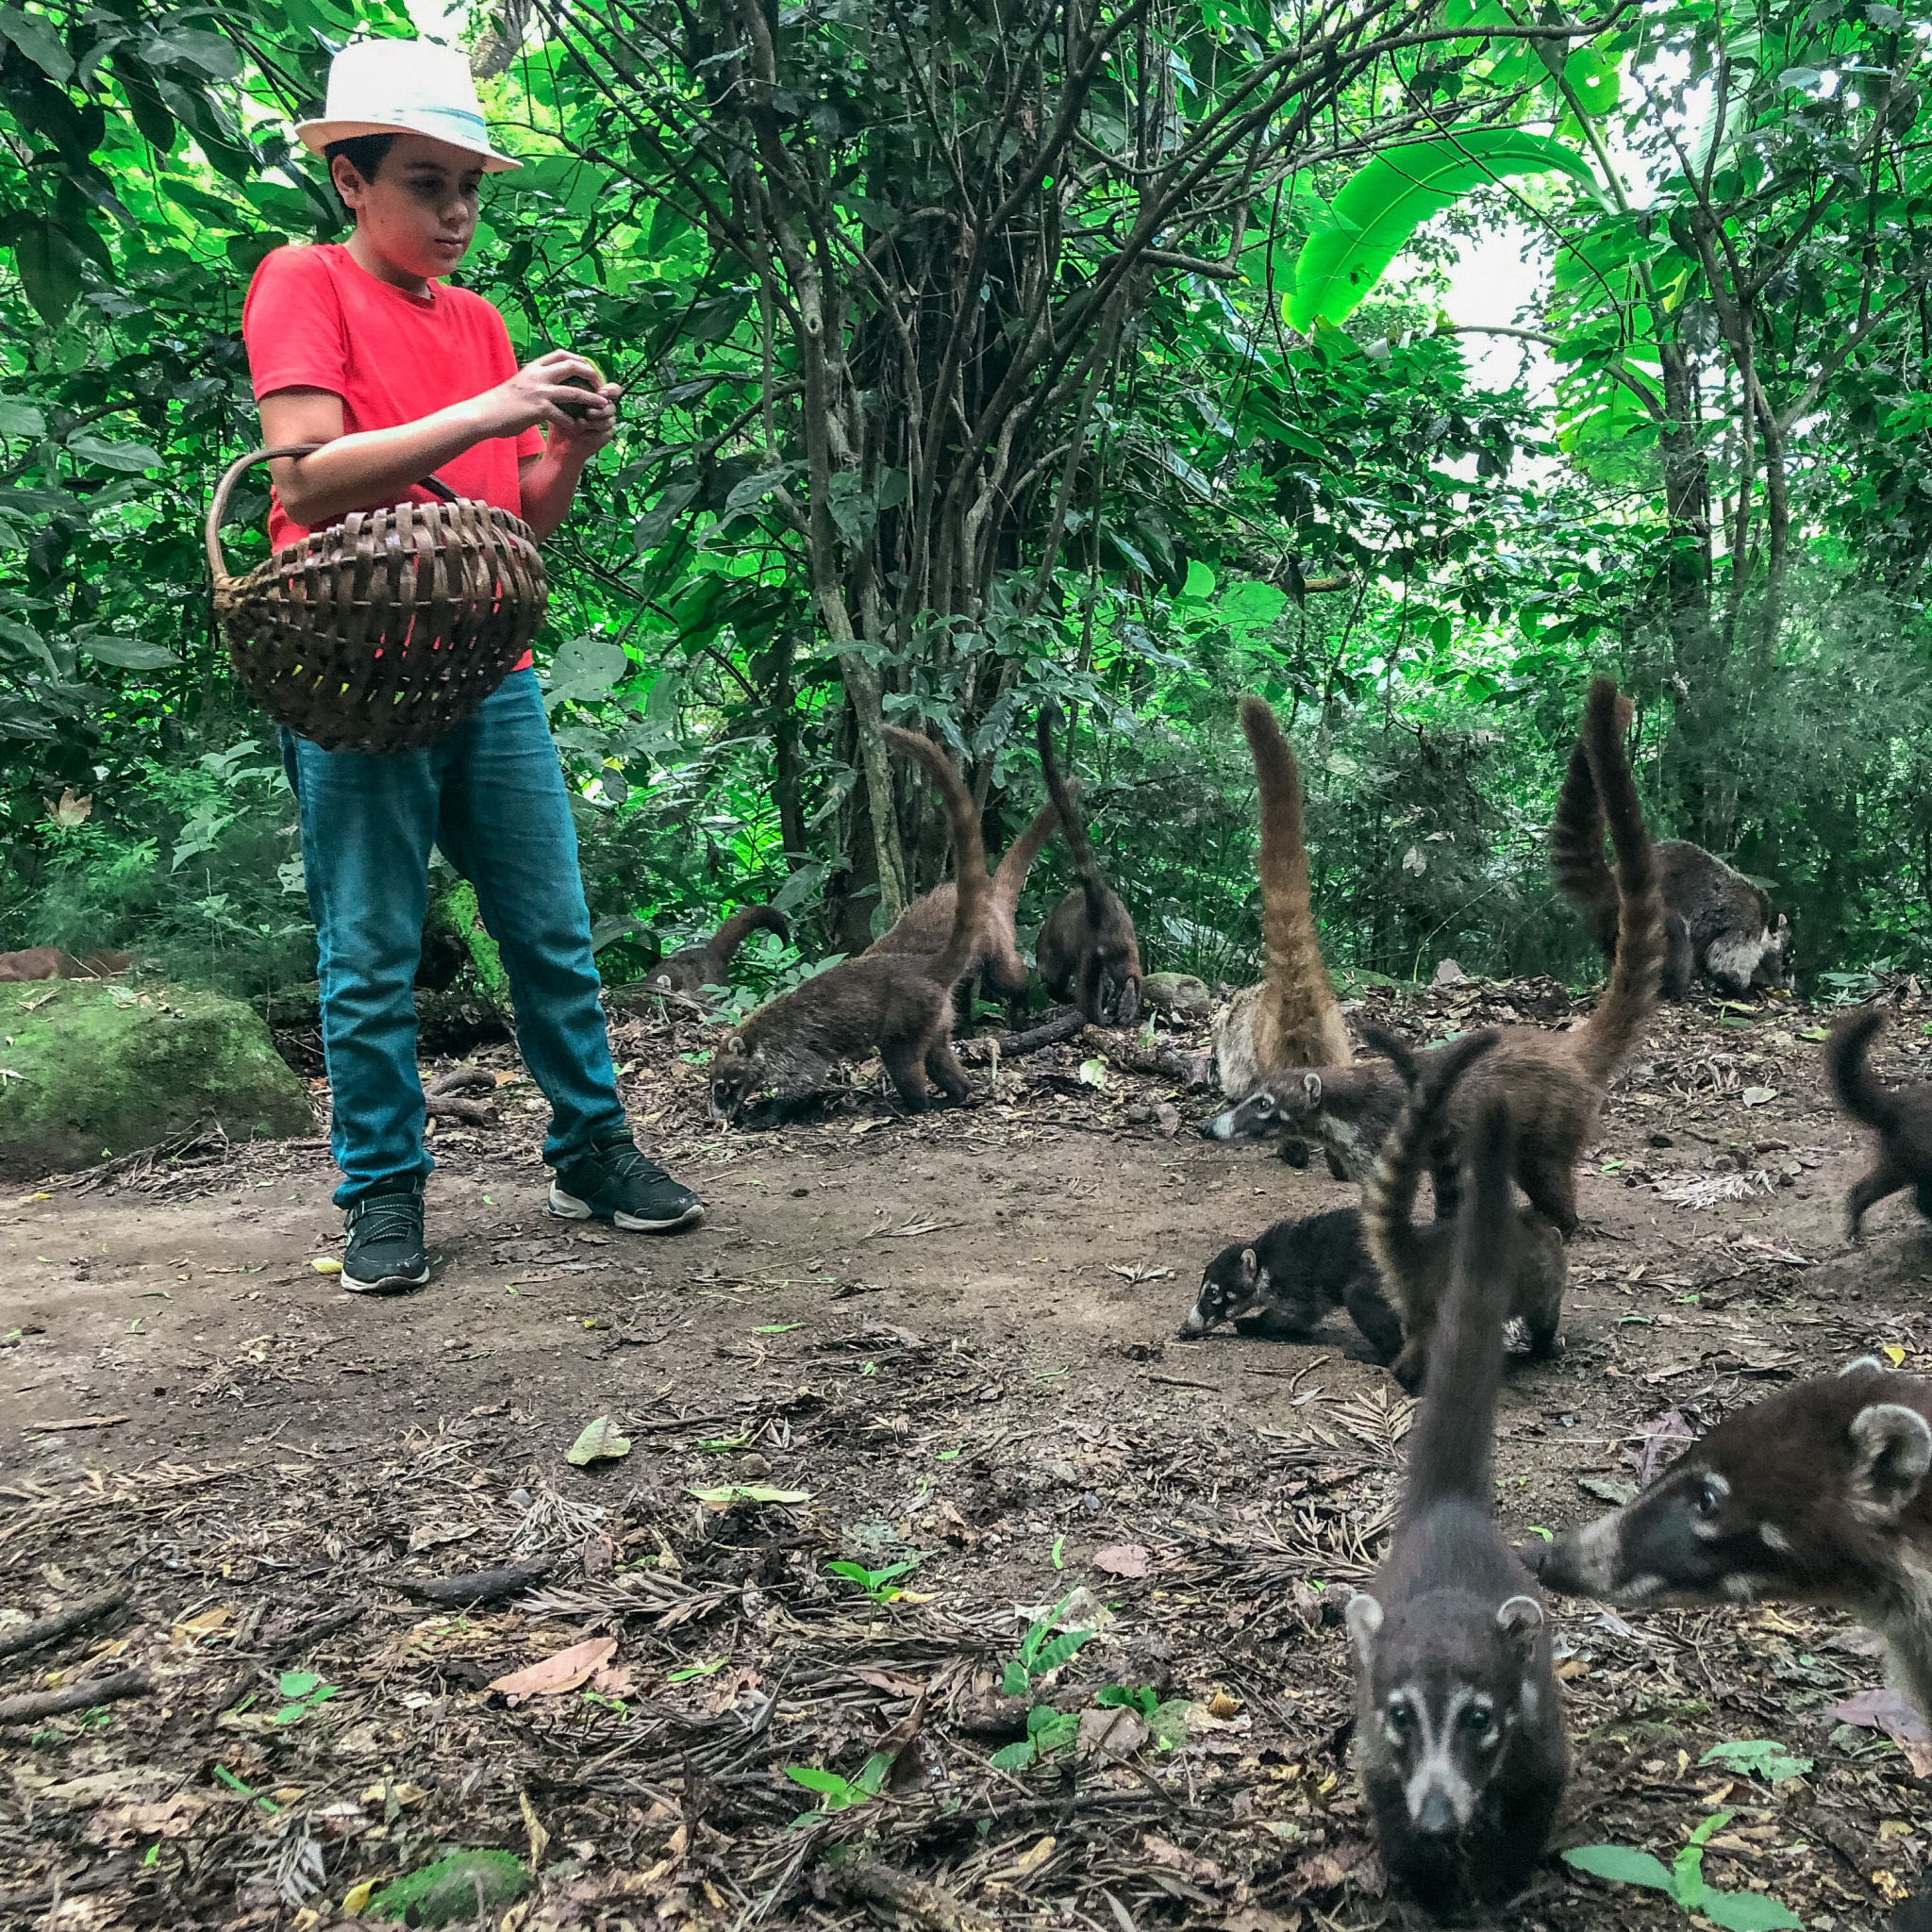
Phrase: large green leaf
[
  {"left": 1288, "top": 131, "right": 1602, "bottom": 331},
  {"left": 1698, "top": 1891, "right": 1803, "bottom": 1931},
  {"left": 1560, "top": 1844, "right": 1676, "bottom": 1893}
]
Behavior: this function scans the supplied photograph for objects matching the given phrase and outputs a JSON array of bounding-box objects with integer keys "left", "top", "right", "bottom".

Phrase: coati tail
[
  {"left": 1037, "top": 705, "right": 1103, "bottom": 911},
  {"left": 1827, "top": 1006, "right": 1900, "bottom": 1132},
  {"left": 1358, "top": 1025, "right": 1501, "bottom": 1326},
  {"left": 1574, "top": 677, "right": 1664, "bottom": 1087},
  {"left": 882, "top": 726, "right": 989, "bottom": 988},
  {"left": 1548, "top": 698, "right": 1624, "bottom": 956},
  {"left": 708, "top": 905, "right": 791, "bottom": 971},
  {"left": 1400, "top": 1097, "right": 1516, "bottom": 1520},
  {"left": 1240, "top": 693, "right": 1344, "bottom": 1039},
  {"left": 991, "top": 792, "right": 1069, "bottom": 931}
]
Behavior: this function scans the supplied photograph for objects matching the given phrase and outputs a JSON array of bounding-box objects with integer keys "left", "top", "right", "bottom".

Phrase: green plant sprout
[
  {"left": 824, "top": 1557, "right": 921, "bottom": 1603},
  {"left": 269, "top": 1671, "right": 339, "bottom": 1726},
  {"left": 987, "top": 1594, "right": 1103, "bottom": 1773},
  {"left": 784, "top": 1750, "right": 892, "bottom": 1825},
  {"left": 1564, "top": 1810, "right": 1802, "bottom": 1929}
]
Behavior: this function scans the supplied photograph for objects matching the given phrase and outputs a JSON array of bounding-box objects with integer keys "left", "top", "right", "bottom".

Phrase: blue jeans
[{"left": 281, "top": 670, "right": 626, "bottom": 1208}]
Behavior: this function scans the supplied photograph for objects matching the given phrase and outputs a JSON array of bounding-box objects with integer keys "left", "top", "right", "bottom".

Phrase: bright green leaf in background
[{"left": 1289, "top": 131, "right": 1602, "bottom": 330}]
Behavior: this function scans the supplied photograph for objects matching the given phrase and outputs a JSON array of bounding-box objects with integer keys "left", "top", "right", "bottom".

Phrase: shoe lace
[
  {"left": 353, "top": 1194, "right": 422, "bottom": 1246},
  {"left": 597, "top": 1141, "right": 668, "bottom": 1187}
]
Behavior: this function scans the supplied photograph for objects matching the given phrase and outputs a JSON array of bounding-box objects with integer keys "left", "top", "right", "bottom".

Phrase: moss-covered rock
[{"left": 0, "top": 979, "right": 314, "bottom": 1173}]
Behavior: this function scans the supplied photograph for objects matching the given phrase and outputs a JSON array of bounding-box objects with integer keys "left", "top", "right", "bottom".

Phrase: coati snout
[
  {"left": 1527, "top": 1358, "right": 1932, "bottom": 1615},
  {"left": 708, "top": 1034, "right": 761, "bottom": 1120},
  {"left": 1198, "top": 1072, "right": 1324, "bottom": 1141}
]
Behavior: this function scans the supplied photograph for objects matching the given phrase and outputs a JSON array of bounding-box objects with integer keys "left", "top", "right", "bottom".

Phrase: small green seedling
[
  {"left": 824, "top": 1557, "right": 921, "bottom": 1603},
  {"left": 1699, "top": 1740, "right": 1812, "bottom": 1783},
  {"left": 1094, "top": 1684, "right": 1159, "bottom": 1718},
  {"left": 785, "top": 1749, "right": 891, "bottom": 1825},
  {"left": 987, "top": 1595, "right": 1102, "bottom": 1772},
  {"left": 666, "top": 1657, "right": 726, "bottom": 1684},
  {"left": 270, "top": 1671, "right": 339, "bottom": 1726},
  {"left": 212, "top": 1765, "right": 279, "bottom": 1812},
  {"left": 1565, "top": 1810, "right": 1801, "bottom": 1928}
]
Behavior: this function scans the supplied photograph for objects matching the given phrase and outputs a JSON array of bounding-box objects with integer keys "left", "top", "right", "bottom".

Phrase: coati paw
[{"left": 1277, "top": 1137, "right": 1311, "bottom": 1169}]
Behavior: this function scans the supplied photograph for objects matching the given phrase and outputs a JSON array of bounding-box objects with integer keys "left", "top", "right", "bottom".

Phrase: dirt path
[{"left": 5, "top": 983, "right": 1931, "bottom": 1929}]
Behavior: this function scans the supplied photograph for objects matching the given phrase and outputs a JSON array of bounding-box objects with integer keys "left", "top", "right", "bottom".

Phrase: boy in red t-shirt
[{"left": 244, "top": 39, "right": 701, "bottom": 1291}]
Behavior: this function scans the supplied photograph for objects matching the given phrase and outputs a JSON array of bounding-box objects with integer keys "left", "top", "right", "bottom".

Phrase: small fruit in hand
[{"left": 558, "top": 356, "right": 609, "bottom": 419}]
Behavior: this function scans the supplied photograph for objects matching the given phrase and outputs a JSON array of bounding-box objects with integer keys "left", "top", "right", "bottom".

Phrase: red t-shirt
[{"left": 242, "top": 244, "right": 545, "bottom": 668}]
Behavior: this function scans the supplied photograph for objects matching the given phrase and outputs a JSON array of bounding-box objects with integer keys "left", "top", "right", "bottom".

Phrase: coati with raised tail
[
  {"left": 1346, "top": 1097, "right": 1569, "bottom": 1915},
  {"left": 1553, "top": 691, "right": 1792, "bottom": 999},
  {"left": 1199, "top": 677, "right": 1665, "bottom": 1237},
  {"left": 866, "top": 791, "right": 1067, "bottom": 1012},
  {"left": 708, "top": 727, "right": 986, "bottom": 1120},
  {"left": 647, "top": 906, "right": 791, "bottom": 1005},
  {"left": 1034, "top": 706, "right": 1141, "bottom": 1026},
  {"left": 1213, "top": 696, "right": 1353, "bottom": 1100},
  {"left": 1357, "top": 1024, "right": 1566, "bottom": 1393},
  {"left": 1826, "top": 1005, "right": 1932, "bottom": 1240},
  {"left": 1177, "top": 1208, "right": 1403, "bottom": 1360}
]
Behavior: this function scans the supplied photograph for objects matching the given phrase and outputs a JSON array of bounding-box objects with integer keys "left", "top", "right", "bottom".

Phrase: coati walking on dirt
[
  {"left": 1177, "top": 1208, "right": 1403, "bottom": 1360},
  {"left": 1212, "top": 696, "right": 1352, "bottom": 1098},
  {"left": 1200, "top": 677, "right": 1665, "bottom": 1237},
  {"left": 708, "top": 727, "right": 986, "bottom": 1120},
  {"left": 1346, "top": 1098, "right": 1569, "bottom": 1915},
  {"left": 647, "top": 906, "right": 791, "bottom": 1005},
  {"left": 1034, "top": 706, "right": 1141, "bottom": 1026},
  {"left": 1358, "top": 1024, "right": 1567, "bottom": 1393},
  {"left": 1553, "top": 693, "right": 1792, "bottom": 999},
  {"left": 867, "top": 792, "right": 1066, "bottom": 1012},
  {"left": 1826, "top": 1005, "right": 1932, "bottom": 1240}
]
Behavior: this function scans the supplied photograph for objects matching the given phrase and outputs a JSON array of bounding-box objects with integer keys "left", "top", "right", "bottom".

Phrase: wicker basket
[{"left": 205, "top": 442, "right": 547, "bottom": 755}]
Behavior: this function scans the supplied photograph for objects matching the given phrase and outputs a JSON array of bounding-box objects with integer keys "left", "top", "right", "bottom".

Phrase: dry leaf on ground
[
  {"left": 1093, "top": 1542, "right": 1149, "bottom": 1577},
  {"left": 489, "top": 1636, "right": 618, "bottom": 1705}
]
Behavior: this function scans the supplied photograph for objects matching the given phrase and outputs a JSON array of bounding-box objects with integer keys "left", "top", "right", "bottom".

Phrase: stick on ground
[
  {"left": 0, "top": 1669, "right": 150, "bottom": 1724},
  {"left": 0, "top": 1587, "right": 128, "bottom": 1660}
]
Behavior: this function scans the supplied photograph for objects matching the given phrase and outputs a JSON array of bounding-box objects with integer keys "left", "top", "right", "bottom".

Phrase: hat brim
[{"left": 295, "top": 116, "right": 520, "bottom": 172}]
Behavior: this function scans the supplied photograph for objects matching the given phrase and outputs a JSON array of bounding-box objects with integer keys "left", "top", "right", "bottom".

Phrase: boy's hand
[{"left": 473, "top": 350, "right": 616, "bottom": 439}]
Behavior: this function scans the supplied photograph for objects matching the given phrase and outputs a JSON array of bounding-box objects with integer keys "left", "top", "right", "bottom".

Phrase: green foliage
[
  {"left": 268, "top": 1670, "right": 338, "bottom": 1726},
  {"left": 1565, "top": 1811, "right": 1803, "bottom": 1929},
  {"left": 783, "top": 1750, "right": 891, "bottom": 1825},
  {"left": 1698, "top": 1740, "right": 1813, "bottom": 1784},
  {"left": 1, "top": 0, "right": 1929, "bottom": 1000},
  {"left": 824, "top": 1557, "right": 921, "bottom": 1603}
]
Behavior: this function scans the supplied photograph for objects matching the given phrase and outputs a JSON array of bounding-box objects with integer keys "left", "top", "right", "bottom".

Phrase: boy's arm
[{"left": 258, "top": 349, "right": 607, "bottom": 530}]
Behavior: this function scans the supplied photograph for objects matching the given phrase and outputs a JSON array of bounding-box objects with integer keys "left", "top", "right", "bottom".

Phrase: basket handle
[{"left": 205, "top": 443, "right": 462, "bottom": 583}]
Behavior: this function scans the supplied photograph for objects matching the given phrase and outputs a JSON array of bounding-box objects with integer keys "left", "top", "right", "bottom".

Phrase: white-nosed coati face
[
  {"left": 1099, "top": 951, "right": 1141, "bottom": 1027},
  {"left": 1198, "top": 1072, "right": 1322, "bottom": 1142},
  {"left": 1177, "top": 1242, "right": 1264, "bottom": 1338},
  {"left": 1752, "top": 913, "right": 1795, "bottom": 991},
  {"left": 708, "top": 1035, "right": 762, "bottom": 1121},
  {"left": 1529, "top": 1362, "right": 1932, "bottom": 1609},
  {"left": 1348, "top": 1591, "right": 1547, "bottom": 1837}
]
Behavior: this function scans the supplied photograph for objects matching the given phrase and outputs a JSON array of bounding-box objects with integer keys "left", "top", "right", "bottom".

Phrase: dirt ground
[{"left": 5, "top": 974, "right": 1932, "bottom": 1931}]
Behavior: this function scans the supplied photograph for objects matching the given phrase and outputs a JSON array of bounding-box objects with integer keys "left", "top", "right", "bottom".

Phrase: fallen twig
[
  {"left": 835, "top": 1860, "right": 996, "bottom": 1932},
  {"left": 0, "top": 1586, "right": 129, "bottom": 1661},
  {"left": 391, "top": 1558, "right": 553, "bottom": 1607},
  {"left": 1087, "top": 1028, "right": 1215, "bottom": 1089},
  {"left": 958, "top": 1007, "right": 1087, "bottom": 1060},
  {"left": 0, "top": 1668, "right": 150, "bottom": 1724}
]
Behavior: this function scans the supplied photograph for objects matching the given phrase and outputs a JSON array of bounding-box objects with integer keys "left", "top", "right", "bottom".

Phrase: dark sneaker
[
  {"left": 549, "top": 1134, "right": 704, "bottom": 1233},
  {"left": 342, "top": 1182, "right": 430, "bottom": 1292}
]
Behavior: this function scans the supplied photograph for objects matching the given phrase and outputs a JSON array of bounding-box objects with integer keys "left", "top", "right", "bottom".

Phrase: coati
[
  {"left": 1346, "top": 1097, "right": 1569, "bottom": 1916},
  {"left": 1552, "top": 692, "right": 1792, "bottom": 999},
  {"left": 1200, "top": 677, "right": 1665, "bottom": 1237},
  {"left": 1033, "top": 706, "right": 1142, "bottom": 1026},
  {"left": 1526, "top": 1358, "right": 1932, "bottom": 1926},
  {"left": 708, "top": 726, "right": 986, "bottom": 1120},
  {"left": 1212, "top": 695, "right": 1353, "bottom": 1099},
  {"left": 1358, "top": 1024, "right": 1567, "bottom": 1394},
  {"left": 866, "top": 791, "right": 1067, "bottom": 1010},
  {"left": 1825, "top": 1005, "right": 1932, "bottom": 1241},
  {"left": 647, "top": 905, "right": 791, "bottom": 1004},
  {"left": 1177, "top": 1207, "right": 1403, "bottom": 1361}
]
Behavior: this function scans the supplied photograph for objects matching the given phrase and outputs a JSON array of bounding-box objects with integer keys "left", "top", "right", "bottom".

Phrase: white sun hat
[{"left": 294, "top": 39, "right": 520, "bottom": 173}]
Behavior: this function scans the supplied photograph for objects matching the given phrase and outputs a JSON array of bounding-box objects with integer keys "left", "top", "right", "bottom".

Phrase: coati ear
[
  {"left": 1495, "top": 1594, "right": 1544, "bottom": 1653},
  {"left": 1238, "top": 1247, "right": 1260, "bottom": 1290},
  {"left": 1849, "top": 1404, "right": 1932, "bottom": 1522},
  {"left": 724, "top": 1035, "right": 749, "bottom": 1058},
  {"left": 1840, "top": 1355, "right": 1886, "bottom": 1376},
  {"left": 1344, "top": 1592, "right": 1383, "bottom": 1657},
  {"left": 1302, "top": 1072, "right": 1323, "bottom": 1105}
]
